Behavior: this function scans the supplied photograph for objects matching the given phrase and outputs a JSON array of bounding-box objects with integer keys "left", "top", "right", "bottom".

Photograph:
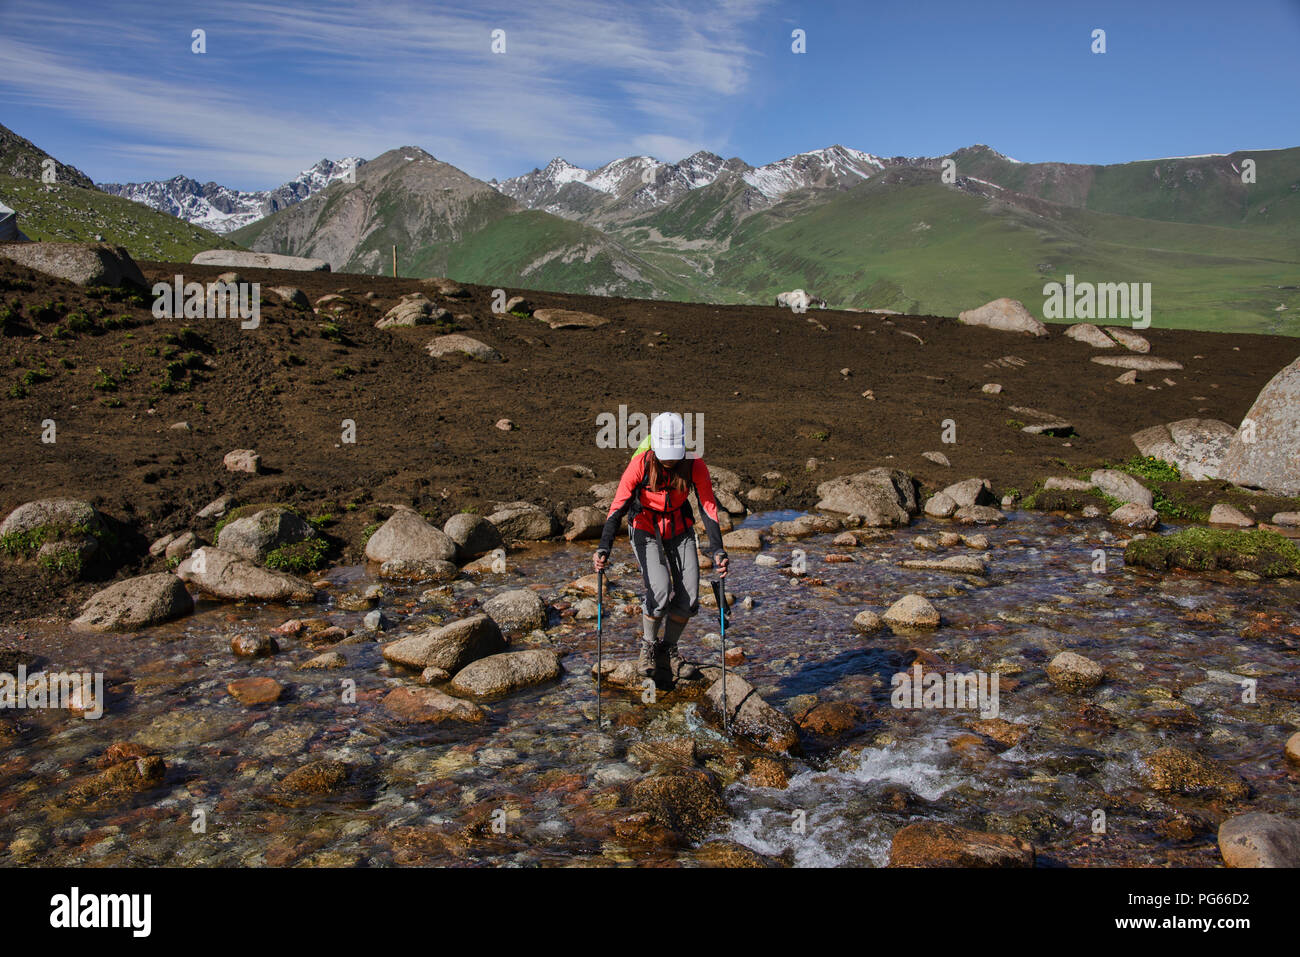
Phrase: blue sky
[{"left": 2, "top": 0, "right": 1297, "bottom": 189}]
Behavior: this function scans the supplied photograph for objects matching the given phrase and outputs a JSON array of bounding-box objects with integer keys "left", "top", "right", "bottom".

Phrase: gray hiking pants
[{"left": 631, "top": 528, "right": 700, "bottom": 619}]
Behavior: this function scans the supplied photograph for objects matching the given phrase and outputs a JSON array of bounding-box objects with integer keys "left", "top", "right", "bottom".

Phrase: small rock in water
[
  {"left": 227, "top": 677, "right": 284, "bottom": 705},
  {"left": 1047, "top": 651, "right": 1103, "bottom": 693},
  {"left": 852, "top": 609, "right": 882, "bottom": 633},
  {"left": 882, "top": 594, "right": 940, "bottom": 630},
  {"left": 383, "top": 686, "right": 485, "bottom": 723},
  {"left": 230, "top": 632, "right": 277, "bottom": 658},
  {"left": 922, "top": 451, "right": 950, "bottom": 467},
  {"left": 981, "top": 383, "right": 1002, "bottom": 394},
  {"left": 1109, "top": 502, "right": 1159, "bottom": 529},
  {"left": 754, "top": 554, "right": 779, "bottom": 567},
  {"left": 1218, "top": 813, "right": 1300, "bottom": 868},
  {"left": 1143, "top": 746, "right": 1250, "bottom": 800},
  {"left": 889, "top": 822, "right": 1034, "bottom": 867},
  {"left": 495, "top": 418, "right": 515, "bottom": 431},
  {"left": 362, "top": 609, "right": 389, "bottom": 632},
  {"left": 1287, "top": 732, "right": 1300, "bottom": 765},
  {"left": 299, "top": 652, "right": 347, "bottom": 670}
]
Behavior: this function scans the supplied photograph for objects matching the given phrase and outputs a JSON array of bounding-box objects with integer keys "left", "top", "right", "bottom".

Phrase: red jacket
[{"left": 598, "top": 452, "right": 726, "bottom": 555}]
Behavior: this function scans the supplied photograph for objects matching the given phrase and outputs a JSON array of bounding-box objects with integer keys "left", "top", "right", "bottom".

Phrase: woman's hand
[
  {"left": 714, "top": 553, "right": 729, "bottom": 579},
  {"left": 593, "top": 550, "right": 609, "bottom": 573}
]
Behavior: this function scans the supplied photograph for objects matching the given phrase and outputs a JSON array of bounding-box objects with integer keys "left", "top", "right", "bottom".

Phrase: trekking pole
[
  {"left": 711, "top": 576, "right": 728, "bottom": 734},
  {"left": 595, "top": 566, "right": 604, "bottom": 730}
]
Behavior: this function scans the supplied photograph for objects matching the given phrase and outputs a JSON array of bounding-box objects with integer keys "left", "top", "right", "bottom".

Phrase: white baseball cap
[{"left": 650, "top": 412, "right": 686, "bottom": 461}]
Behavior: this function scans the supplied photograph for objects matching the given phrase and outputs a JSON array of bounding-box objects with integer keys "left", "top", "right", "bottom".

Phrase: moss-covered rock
[{"left": 1125, "top": 527, "right": 1300, "bottom": 577}]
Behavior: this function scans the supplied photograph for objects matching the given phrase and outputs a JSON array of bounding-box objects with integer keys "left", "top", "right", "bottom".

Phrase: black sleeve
[{"left": 597, "top": 458, "right": 644, "bottom": 555}]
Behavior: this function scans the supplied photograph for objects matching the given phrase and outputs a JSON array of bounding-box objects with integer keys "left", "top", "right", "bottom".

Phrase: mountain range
[
  {"left": 99, "top": 158, "right": 365, "bottom": 234},
  {"left": 2, "top": 118, "right": 1296, "bottom": 334},
  {"left": 230, "top": 142, "right": 1298, "bottom": 333}
]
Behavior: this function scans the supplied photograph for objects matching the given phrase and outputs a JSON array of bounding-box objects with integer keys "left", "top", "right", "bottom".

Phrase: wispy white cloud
[{"left": 0, "top": 0, "right": 774, "bottom": 186}]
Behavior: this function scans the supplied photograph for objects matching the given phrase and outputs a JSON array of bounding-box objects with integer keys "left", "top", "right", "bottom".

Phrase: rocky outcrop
[
  {"left": 376, "top": 295, "right": 448, "bottom": 328},
  {"left": 1090, "top": 355, "right": 1183, "bottom": 371},
  {"left": 1063, "top": 323, "right": 1116, "bottom": 348},
  {"left": 1142, "top": 746, "right": 1250, "bottom": 800},
  {"left": 1218, "top": 354, "right": 1300, "bottom": 495},
  {"left": 882, "top": 594, "right": 940, "bottom": 629},
  {"left": 382, "top": 686, "right": 485, "bottom": 723},
  {"left": 1047, "top": 651, "right": 1104, "bottom": 692},
  {"left": 0, "top": 499, "right": 107, "bottom": 577}
]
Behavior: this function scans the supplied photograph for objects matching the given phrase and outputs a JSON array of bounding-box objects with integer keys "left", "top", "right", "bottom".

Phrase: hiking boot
[
  {"left": 654, "top": 640, "right": 672, "bottom": 676},
  {"left": 637, "top": 641, "right": 657, "bottom": 678},
  {"left": 666, "top": 644, "right": 700, "bottom": 680}
]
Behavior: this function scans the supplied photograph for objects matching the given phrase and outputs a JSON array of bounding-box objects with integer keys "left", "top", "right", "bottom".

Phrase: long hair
[{"left": 644, "top": 449, "right": 691, "bottom": 493}]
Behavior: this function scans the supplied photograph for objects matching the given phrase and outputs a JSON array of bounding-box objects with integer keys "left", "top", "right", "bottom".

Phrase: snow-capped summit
[
  {"left": 495, "top": 144, "right": 889, "bottom": 223},
  {"left": 741, "top": 145, "right": 884, "bottom": 200},
  {"left": 98, "top": 157, "right": 365, "bottom": 234}
]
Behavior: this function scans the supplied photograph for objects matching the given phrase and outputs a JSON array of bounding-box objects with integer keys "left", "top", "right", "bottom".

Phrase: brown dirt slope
[{"left": 0, "top": 257, "right": 1295, "bottom": 622}]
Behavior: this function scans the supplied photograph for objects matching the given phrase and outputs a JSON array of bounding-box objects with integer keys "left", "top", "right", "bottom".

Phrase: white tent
[{"left": 0, "top": 201, "right": 19, "bottom": 241}]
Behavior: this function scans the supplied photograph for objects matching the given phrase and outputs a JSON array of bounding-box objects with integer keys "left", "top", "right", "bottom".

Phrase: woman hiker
[{"left": 593, "top": 412, "right": 729, "bottom": 681}]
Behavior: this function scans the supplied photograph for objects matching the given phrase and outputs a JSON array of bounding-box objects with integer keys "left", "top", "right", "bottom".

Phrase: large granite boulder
[
  {"left": 0, "top": 242, "right": 146, "bottom": 286},
  {"left": 191, "top": 250, "right": 330, "bottom": 271},
  {"left": 1218, "top": 355, "right": 1300, "bottom": 495}
]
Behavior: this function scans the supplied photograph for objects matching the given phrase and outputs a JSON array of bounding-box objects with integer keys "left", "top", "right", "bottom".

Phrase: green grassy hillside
[
  {"left": 702, "top": 173, "right": 1300, "bottom": 335},
  {"left": 0, "top": 176, "right": 240, "bottom": 262}
]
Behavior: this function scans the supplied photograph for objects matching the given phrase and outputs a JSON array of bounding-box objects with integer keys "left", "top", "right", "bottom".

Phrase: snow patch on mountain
[
  {"left": 98, "top": 157, "right": 364, "bottom": 234},
  {"left": 497, "top": 144, "right": 887, "bottom": 215}
]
